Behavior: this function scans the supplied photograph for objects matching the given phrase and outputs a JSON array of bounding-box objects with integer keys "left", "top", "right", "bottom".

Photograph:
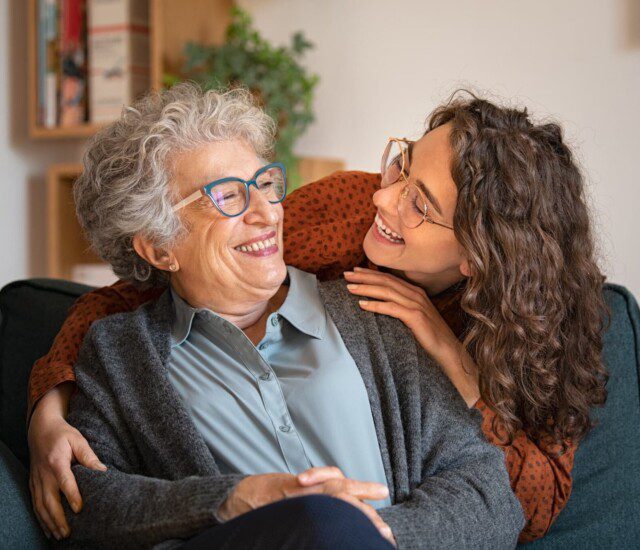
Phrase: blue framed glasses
[{"left": 172, "top": 162, "right": 287, "bottom": 217}]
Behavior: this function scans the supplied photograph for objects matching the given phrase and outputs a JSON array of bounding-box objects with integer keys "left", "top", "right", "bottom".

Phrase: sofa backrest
[
  {"left": 1, "top": 279, "right": 639, "bottom": 547},
  {"left": 0, "top": 279, "right": 93, "bottom": 466}
]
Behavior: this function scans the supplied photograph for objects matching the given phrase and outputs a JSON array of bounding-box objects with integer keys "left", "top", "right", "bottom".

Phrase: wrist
[
  {"left": 435, "top": 344, "right": 481, "bottom": 407},
  {"left": 34, "top": 382, "right": 74, "bottom": 419}
]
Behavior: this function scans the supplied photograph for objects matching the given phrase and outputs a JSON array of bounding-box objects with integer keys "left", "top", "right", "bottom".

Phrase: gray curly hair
[{"left": 74, "top": 82, "right": 277, "bottom": 288}]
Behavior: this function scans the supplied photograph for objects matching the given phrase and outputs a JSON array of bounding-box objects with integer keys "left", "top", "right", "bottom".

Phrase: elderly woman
[{"left": 27, "top": 83, "right": 523, "bottom": 549}]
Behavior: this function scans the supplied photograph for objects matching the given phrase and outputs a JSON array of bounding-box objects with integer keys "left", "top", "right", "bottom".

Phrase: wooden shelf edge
[{"left": 30, "top": 124, "right": 106, "bottom": 139}]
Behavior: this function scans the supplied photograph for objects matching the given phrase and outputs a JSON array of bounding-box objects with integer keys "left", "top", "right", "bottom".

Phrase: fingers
[
  {"left": 29, "top": 472, "right": 51, "bottom": 539},
  {"left": 334, "top": 493, "right": 395, "bottom": 544},
  {"left": 346, "top": 267, "right": 428, "bottom": 303},
  {"left": 71, "top": 436, "right": 107, "bottom": 472},
  {"left": 51, "top": 457, "right": 82, "bottom": 514},
  {"left": 357, "top": 298, "right": 419, "bottom": 327},
  {"left": 297, "top": 466, "right": 344, "bottom": 486},
  {"left": 329, "top": 478, "right": 389, "bottom": 501},
  {"left": 41, "top": 470, "right": 70, "bottom": 539},
  {"left": 291, "top": 477, "right": 389, "bottom": 502},
  {"left": 31, "top": 468, "right": 59, "bottom": 540},
  {"left": 347, "top": 283, "right": 419, "bottom": 311}
]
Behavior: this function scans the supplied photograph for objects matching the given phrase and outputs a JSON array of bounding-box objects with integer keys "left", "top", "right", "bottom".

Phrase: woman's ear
[
  {"left": 132, "top": 234, "right": 179, "bottom": 272},
  {"left": 460, "top": 258, "right": 472, "bottom": 278}
]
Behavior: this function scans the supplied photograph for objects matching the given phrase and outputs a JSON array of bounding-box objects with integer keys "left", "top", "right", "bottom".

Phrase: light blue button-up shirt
[{"left": 167, "top": 266, "right": 391, "bottom": 508}]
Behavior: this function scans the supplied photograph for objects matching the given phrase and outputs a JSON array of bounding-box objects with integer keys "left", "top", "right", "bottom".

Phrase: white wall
[
  {"left": 2, "top": 0, "right": 639, "bottom": 298},
  {"left": 240, "top": 0, "right": 640, "bottom": 298}
]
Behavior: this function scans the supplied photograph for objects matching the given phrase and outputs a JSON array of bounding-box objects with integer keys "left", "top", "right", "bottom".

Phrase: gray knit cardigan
[{"left": 59, "top": 279, "right": 524, "bottom": 549}]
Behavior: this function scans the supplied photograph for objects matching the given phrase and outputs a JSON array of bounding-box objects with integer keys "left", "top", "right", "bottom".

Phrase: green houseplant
[{"left": 166, "top": 7, "right": 319, "bottom": 190}]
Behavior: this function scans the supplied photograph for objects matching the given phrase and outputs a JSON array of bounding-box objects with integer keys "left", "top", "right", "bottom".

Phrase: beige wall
[
  {"left": 240, "top": 0, "right": 640, "bottom": 298},
  {"left": 1, "top": 0, "right": 639, "bottom": 299}
]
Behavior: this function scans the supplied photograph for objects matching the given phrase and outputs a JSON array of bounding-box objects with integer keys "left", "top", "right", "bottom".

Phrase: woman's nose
[
  {"left": 373, "top": 185, "right": 400, "bottom": 220},
  {"left": 243, "top": 187, "right": 280, "bottom": 225}
]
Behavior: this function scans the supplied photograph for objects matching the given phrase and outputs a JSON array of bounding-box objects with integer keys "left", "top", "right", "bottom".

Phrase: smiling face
[
  {"left": 168, "top": 139, "right": 287, "bottom": 312},
  {"left": 362, "top": 123, "right": 468, "bottom": 294}
]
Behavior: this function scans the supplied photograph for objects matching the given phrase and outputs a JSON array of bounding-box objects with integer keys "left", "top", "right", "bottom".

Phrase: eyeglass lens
[{"left": 208, "top": 166, "right": 286, "bottom": 216}]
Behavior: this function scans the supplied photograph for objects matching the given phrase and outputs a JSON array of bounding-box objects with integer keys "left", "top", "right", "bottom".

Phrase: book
[
  {"left": 43, "top": 0, "right": 59, "bottom": 128},
  {"left": 88, "top": 0, "right": 149, "bottom": 123},
  {"left": 59, "top": 0, "right": 88, "bottom": 126}
]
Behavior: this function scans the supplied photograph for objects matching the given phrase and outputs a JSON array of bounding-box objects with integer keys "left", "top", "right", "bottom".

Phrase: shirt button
[
  {"left": 279, "top": 425, "right": 291, "bottom": 433},
  {"left": 270, "top": 316, "right": 279, "bottom": 327},
  {"left": 259, "top": 372, "right": 272, "bottom": 381},
  {"left": 258, "top": 342, "right": 268, "bottom": 350}
]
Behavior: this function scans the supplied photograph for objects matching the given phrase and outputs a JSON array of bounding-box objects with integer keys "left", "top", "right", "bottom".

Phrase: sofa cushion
[
  {"left": 0, "top": 438, "right": 48, "bottom": 549},
  {"left": 0, "top": 279, "right": 92, "bottom": 468}
]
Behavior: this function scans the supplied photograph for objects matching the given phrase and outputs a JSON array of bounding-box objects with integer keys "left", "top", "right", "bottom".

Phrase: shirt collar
[
  {"left": 278, "top": 266, "right": 327, "bottom": 340},
  {"left": 170, "top": 265, "right": 327, "bottom": 347}
]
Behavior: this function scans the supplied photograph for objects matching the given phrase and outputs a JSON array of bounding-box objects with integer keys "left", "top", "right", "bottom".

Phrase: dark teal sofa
[{"left": 1, "top": 279, "right": 639, "bottom": 549}]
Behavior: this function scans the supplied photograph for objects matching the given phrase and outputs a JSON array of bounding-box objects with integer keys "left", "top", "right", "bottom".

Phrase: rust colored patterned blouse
[{"left": 28, "top": 171, "right": 575, "bottom": 543}]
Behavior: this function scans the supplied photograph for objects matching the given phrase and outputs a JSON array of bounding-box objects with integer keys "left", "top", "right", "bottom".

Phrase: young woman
[{"left": 27, "top": 93, "right": 608, "bottom": 543}]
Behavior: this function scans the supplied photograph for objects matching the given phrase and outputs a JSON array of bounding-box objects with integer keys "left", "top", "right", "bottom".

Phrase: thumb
[{"left": 71, "top": 437, "right": 107, "bottom": 472}]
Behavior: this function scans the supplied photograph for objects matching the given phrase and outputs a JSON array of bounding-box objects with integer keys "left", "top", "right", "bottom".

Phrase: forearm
[
  {"left": 63, "top": 466, "right": 246, "bottom": 549},
  {"left": 433, "top": 343, "right": 480, "bottom": 407}
]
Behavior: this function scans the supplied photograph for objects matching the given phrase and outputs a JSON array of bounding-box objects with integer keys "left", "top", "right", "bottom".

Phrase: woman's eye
[{"left": 413, "top": 198, "right": 427, "bottom": 215}]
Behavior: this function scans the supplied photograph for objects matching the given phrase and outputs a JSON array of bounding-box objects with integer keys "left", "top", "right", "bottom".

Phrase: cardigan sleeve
[
  {"left": 27, "top": 281, "right": 161, "bottom": 421},
  {"left": 60, "top": 325, "right": 245, "bottom": 549},
  {"left": 475, "top": 399, "right": 576, "bottom": 543}
]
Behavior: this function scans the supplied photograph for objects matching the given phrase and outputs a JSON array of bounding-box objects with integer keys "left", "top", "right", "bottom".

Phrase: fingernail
[
  {"left": 60, "top": 527, "right": 69, "bottom": 538},
  {"left": 343, "top": 271, "right": 354, "bottom": 276},
  {"left": 71, "top": 501, "right": 80, "bottom": 513},
  {"left": 346, "top": 284, "right": 358, "bottom": 290},
  {"left": 354, "top": 266, "right": 363, "bottom": 271},
  {"left": 298, "top": 473, "right": 308, "bottom": 482},
  {"left": 359, "top": 300, "right": 369, "bottom": 306},
  {"left": 98, "top": 462, "right": 108, "bottom": 471},
  {"left": 53, "top": 531, "right": 61, "bottom": 541}
]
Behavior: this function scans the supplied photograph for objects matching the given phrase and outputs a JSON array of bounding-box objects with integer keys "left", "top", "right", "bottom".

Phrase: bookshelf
[{"left": 28, "top": 0, "right": 233, "bottom": 139}]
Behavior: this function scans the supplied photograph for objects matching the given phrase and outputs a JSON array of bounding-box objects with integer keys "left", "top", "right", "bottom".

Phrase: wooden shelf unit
[
  {"left": 46, "top": 163, "right": 100, "bottom": 279},
  {"left": 28, "top": 0, "right": 233, "bottom": 139}
]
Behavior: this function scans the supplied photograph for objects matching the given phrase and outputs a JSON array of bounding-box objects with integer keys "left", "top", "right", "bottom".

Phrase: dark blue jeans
[{"left": 181, "top": 494, "right": 394, "bottom": 550}]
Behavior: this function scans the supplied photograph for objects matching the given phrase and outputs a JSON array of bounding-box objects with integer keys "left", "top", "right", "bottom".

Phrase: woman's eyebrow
[{"left": 416, "top": 179, "right": 444, "bottom": 215}]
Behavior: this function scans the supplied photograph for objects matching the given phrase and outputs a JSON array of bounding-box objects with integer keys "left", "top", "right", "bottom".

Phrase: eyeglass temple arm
[{"left": 172, "top": 189, "right": 206, "bottom": 212}]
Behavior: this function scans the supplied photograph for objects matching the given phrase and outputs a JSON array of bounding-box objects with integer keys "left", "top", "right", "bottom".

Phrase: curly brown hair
[{"left": 428, "top": 93, "right": 609, "bottom": 448}]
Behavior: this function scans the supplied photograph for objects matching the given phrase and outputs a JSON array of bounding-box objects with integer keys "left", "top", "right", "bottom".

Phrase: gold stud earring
[{"left": 169, "top": 264, "right": 177, "bottom": 272}]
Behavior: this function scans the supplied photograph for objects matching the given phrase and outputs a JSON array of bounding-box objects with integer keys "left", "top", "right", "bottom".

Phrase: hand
[
  {"left": 219, "top": 468, "right": 394, "bottom": 545},
  {"left": 28, "top": 383, "right": 107, "bottom": 540},
  {"left": 297, "top": 467, "right": 396, "bottom": 546},
  {"left": 345, "top": 267, "right": 480, "bottom": 406}
]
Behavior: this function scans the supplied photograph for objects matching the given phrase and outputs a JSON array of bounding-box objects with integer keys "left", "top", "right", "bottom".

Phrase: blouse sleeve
[
  {"left": 475, "top": 399, "right": 576, "bottom": 543},
  {"left": 27, "top": 280, "right": 161, "bottom": 422},
  {"left": 283, "top": 170, "right": 379, "bottom": 280}
]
